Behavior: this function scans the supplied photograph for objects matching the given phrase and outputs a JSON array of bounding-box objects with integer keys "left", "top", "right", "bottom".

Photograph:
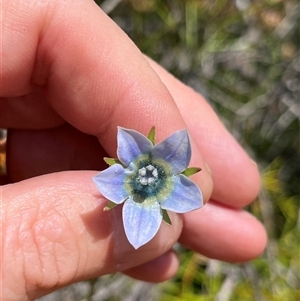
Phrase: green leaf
[
  {"left": 182, "top": 167, "right": 202, "bottom": 177},
  {"left": 103, "top": 157, "right": 122, "bottom": 165},
  {"left": 147, "top": 126, "right": 156, "bottom": 145},
  {"left": 162, "top": 209, "right": 172, "bottom": 226},
  {"left": 103, "top": 200, "right": 118, "bottom": 211}
]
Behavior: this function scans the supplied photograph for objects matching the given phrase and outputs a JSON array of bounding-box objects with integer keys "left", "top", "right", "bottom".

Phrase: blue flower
[{"left": 93, "top": 127, "right": 203, "bottom": 249}]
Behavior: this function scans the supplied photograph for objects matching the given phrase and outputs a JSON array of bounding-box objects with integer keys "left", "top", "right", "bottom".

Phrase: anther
[
  {"left": 139, "top": 167, "right": 146, "bottom": 176},
  {"left": 138, "top": 164, "right": 158, "bottom": 185}
]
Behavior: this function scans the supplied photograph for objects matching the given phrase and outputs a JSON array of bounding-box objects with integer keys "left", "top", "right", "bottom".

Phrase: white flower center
[{"left": 138, "top": 164, "right": 158, "bottom": 185}]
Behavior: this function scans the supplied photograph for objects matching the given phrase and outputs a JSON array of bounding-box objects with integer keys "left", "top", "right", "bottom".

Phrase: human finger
[
  {"left": 123, "top": 250, "right": 179, "bottom": 282},
  {"left": 2, "top": 172, "right": 182, "bottom": 300},
  {"left": 2, "top": 0, "right": 212, "bottom": 202},
  {"left": 179, "top": 202, "right": 267, "bottom": 262},
  {"left": 146, "top": 58, "right": 261, "bottom": 207}
]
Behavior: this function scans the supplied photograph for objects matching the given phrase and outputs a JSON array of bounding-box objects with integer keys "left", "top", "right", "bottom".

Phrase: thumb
[
  {"left": 1, "top": 0, "right": 213, "bottom": 202},
  {"left": 2, "top": 171, "right": 182, "bottom": 300}
]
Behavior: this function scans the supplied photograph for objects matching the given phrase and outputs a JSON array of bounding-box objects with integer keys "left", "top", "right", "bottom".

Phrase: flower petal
[
  {"left": 117, "top": 127, "right": 153, "bottom": 166},
  {"left": 92, "top": 164, "right": 129, "bottom": 204},
  {"left": 152, "top": 129, "right": 191, "bottom": 174},
  {"left": 160, "top": 174, "right": 203, "bottom": 213},
  {"left": 123, "top": 197, "right": 162, "bottom": 249}
]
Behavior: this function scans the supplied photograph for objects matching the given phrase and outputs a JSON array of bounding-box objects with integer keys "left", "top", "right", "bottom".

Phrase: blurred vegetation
[{"left": 38, "top": 0, "right": 299, "bottom": 300}]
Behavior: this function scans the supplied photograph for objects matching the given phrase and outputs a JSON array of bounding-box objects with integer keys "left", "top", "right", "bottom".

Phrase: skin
[{"left": 1, "top": 0, "right": 267, "bottom": 300}]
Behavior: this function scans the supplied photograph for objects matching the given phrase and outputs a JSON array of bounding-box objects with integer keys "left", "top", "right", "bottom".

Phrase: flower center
[
  {"left": 124, "top": 157, "right": 171, "bottom": 202},
  {"left": 138, "top": 164, "right": 158, "bottom": 185}
]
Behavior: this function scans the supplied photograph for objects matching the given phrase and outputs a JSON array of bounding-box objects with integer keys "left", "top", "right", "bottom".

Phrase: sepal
[
  {"left": 104, "top": 157, "right": 122, "bottom": 166},
  {"left": 182, "top": 167, "right": 202, "bottom": 177},
  {"left": 103, "top": 200, "right": 119, "bottom": 211},
  {"left": 161, "top": 209, "right": 172, "bottom": 226},
  {"left": 147, "top": 126, "right": 156, "bottom": 145}
]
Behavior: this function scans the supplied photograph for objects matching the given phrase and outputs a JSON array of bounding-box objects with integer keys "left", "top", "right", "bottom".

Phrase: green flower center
[{"left": 124, "top": 156, "right": 172, "bottom": 202}]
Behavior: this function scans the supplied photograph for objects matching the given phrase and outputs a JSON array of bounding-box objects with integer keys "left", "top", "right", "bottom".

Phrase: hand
[{"left": 1, "top": 0, "right": 267, "bottom": 300}]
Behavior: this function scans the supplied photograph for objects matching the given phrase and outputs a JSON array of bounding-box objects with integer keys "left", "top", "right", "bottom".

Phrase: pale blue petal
[
  {"left": 160, "top": 174, "right": 203, "bottom": 213},
  {"left": 92, "top": 164, "right": 129, "bottom": 204},
  {"left": 123, "top": 197, "right": 162, "bottom": 249},
  {"left": 152, "top": 129, "right": 191, "bottom": 174},
  {"left": 117, "top": 127, "right": 153, "bottom": 166}
]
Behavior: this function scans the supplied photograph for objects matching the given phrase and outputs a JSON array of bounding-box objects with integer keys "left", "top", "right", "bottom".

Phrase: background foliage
[{"left": 38, "top": 0, "right": 299, "bottom": 300}]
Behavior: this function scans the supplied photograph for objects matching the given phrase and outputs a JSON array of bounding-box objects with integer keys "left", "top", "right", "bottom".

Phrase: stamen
[
  {"left": 140, "top": 177, "right": 148, "bottom": 185},
  {"left": 147, "top": 177, "right": 155, "bottom": 184},
  {"left": 139, "top": 167, "right": 146, "bottom": 176},
  {"left": 138, "top": 164, "right": 158, "bottom": 185}
]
